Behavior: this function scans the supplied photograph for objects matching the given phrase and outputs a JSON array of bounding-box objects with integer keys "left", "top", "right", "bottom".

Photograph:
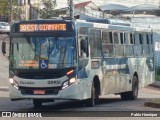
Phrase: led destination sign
[{"left": 19, "top": 23, "right": 67, "bottom": 32}]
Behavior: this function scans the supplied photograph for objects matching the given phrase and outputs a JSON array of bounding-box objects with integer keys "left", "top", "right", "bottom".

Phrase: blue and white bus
[{"left": 1, "top": 18, "right": 154, "bottom": 108}]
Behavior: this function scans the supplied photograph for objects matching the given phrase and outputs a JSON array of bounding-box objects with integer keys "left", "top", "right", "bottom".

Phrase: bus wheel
[
  {"left": 120, "top": 92, "right": 129, "bottom": 100},
  {"left": 129, "top": 76, "right": 138, "bottom": 100},
  {"left": 86, "top": 84, "right": 95, "bottom": 107},
  {"left": 120, "top": 76, "right": 138, "bottom": 100},
  {"left": 33, "top": 99, "right": 42, "bottom": 108}
]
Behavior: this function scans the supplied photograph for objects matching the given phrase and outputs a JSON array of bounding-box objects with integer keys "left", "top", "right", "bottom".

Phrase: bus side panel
[
  {"left": 128, "top": 57, "right": 154, "bottom": 89},
  {"left": 101, "top": 58, "right": 132, "bottom": 95},
  {"left": 153, "top": 31, "right": 160, "bottom": 82}
]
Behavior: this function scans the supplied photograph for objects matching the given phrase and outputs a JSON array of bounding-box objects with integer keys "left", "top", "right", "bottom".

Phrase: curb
[
  {"left": 0, "top": 87, "right": 9, "bottom": 91},
  {"left": 149, "top": 81, "right": 160, "bottom": 88},
  {"left": 144, "top": 102, "right": 160, "bottom": 108}
]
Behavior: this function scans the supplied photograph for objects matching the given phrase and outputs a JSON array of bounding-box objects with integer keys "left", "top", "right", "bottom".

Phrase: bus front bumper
[{"left": 9, "top": 80, "right": 91, "bottom": 101}]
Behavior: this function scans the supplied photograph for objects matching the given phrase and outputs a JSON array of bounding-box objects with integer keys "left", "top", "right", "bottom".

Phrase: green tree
[
  {"left": 12, "top": 6, "right": 23, "bottom": 21},
  {"left": 0, "top": 0, "right": 10, "bottom": 21},
  {"left": 0, "top": 0, "right": 23, "bottom": 22},
  {"left": 39, "top": 0, "right": 58, "bottom": 19}
]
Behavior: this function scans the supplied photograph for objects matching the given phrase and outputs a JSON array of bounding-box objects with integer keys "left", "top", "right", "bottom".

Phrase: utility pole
[
  {"left": 67, "top": 0, "right": 74, "bottom": 18},
  {"left": 10, "top": 0, "right": 12, "bottom": 22},
  {"left": 25, "top": 0, "right": 28, "bottom": 20}
]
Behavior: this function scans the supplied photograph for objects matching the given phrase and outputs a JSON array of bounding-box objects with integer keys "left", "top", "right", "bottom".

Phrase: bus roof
[{"left": 75, "top": 19, "right": 134, "bottom": 32}]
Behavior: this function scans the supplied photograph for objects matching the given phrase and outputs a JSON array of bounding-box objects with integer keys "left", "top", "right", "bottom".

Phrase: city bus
[{"left": 1, "top": 18, "right": 155, "bottom": 108}]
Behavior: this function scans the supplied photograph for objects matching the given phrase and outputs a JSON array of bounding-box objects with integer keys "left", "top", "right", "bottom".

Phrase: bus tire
[
  {"left": 120, "top": 76, "right": 138, "bottom": 100},
  {"left": 33, "top": 99, "right": 42, "bottom": 108},
  {"left": 120, "top": 92, "right": 130, "bottom": 100},
  {"left": 129, "top": 76, "right": 138, "bottom": 100},
  {"left": 86, "top": 84, "right": 95, "bottom": 107}
]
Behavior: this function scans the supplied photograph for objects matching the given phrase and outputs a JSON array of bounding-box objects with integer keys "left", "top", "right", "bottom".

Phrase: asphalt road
[
  {"left": 0, "top": 86, "right": 160, "bottom": 120},
  {"left": 0, "top": 86, "right": 159, "bottom": 111}
]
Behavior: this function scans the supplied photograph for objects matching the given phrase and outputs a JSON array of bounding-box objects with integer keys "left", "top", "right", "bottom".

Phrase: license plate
[{"left": 33, "top": 90, "right": 45, "bottom": 95}]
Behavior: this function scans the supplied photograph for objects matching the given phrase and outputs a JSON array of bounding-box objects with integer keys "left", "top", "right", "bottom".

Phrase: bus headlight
[
  {"left": 9, "top": 78, "right": 14, "bottom": 84},
  {"left": 62, "top": 77, "right": 76, "bottom": 89},
  {"left": 9, "top": 78, "right": 19, "bottom": 90},
  {"left": 69, "top": 77, "right": 76, "bottom": 84}
]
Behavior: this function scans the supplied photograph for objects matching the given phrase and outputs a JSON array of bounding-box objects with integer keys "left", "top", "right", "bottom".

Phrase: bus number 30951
[{"left": 47, "top": 81, "right": 61, "bottom": 84}]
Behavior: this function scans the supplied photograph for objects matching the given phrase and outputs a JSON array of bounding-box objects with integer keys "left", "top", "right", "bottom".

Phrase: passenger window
[
  {"left": 115, "top": 45, "right": 124, "bottom": 56},
  {"left": 130, "top": 34, "right": 134, "bottom": 44},
  {"left": 102, "top": 31, "right": 113, "bottom": 43},
  {"left": 80, "top": 37, "right": 88, "bottom": 58},
  {"left": 79, "top": 27, "right": 88, "bottom": 35},
  {"left": 134, "top": 33, "right": 143, "bottom": 56},
  {"left": 143, "top": 33, "right": 150, "bottom": 57},
  {"left": 148, "top": 34, "right": 153, "bottom": 56},
  {"left": 151, "top": 34, "right": 153, "bottom": 44},
  {"left": 124, "top": 33, "right": 134, "bottom": 57},
  {"left": 78, "top": 27, "right": 89, "bottom": 58},
  {"left": 102, "top": 31, "right": 114, "bottom": 57},
  {"left": 134, "top": 33, "right": 139, "bottom": 44},
  {"left": 114, "top": 32, "right": 124, "bottom": 56},
  {"left": 90, "top": 29, "right": 102, "bottom": 58},
  {"left": 102, "top": 44, "right": 114, "bottom": 57},
  {"left": 120, "top": 33, "right": 123, "bottom": 44},
  {"left": 139, "top": 34, "right": 143, "bottom": 44},
  {"left": 146, "top": 34, "right": 149, "bottom": 44},
  {"left": 124, "top": 33, "right": 129, "bottom": 44},
  {"left": 114, "top": 32, "right": 119, "bottom": 44}
]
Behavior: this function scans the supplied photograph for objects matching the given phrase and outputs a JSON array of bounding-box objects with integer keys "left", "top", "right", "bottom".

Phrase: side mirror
[{"left": 2, "top": 42, "right": 6, "bottom": 55}]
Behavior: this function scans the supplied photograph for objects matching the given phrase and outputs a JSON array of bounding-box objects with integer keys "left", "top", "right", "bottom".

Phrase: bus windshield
[{"left": 10, "top": 36, "right": 76, "bottom": 69}]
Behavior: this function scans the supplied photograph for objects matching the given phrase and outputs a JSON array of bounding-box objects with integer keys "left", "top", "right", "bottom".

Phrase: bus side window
[
  {"left": 139, "top": 34, "right": 143, "bottom": 44},
  {"left": 90, "top": 29, "right": 102, "bottom": 58},
  {"left": 125, "top": 33, "right": 133, "bottom": 57},
  {"left": 114, "top": 32, "right": 119, "bottom": 44},
  {"left": 142, "top": 33, "right": 150, "bottom": 57},
  {"left": 130, "top": 34, "right": 133, "bottom": 44},
  {"left": 146, "top": 34, "right": 149, "bottom": 44},
  {"left": 78, "top": 27, "right": 89, "bottom": 58},
  {"left": 102, "top": 31, "right": 114, "bottom": 57},
  {"left": 149, "top": 34, "right": 153, "bottom": 56},
  {"left": 120, "top": 33, "right": 124, "bottom": 44},
  {"left": 134, "top": 33, "right": 143, "bottom": 56},
  {"left": 80, "top": 37, "right": 88, "bottom": 58},
  {"left": 124, "top": 33, "right": 127, "bottom": 44},
  {"left": 134, "top": 33, "right": 139, "bottom": 44},
  {"left": 114, "top": 32, "right": 124, "bottom": 56}
]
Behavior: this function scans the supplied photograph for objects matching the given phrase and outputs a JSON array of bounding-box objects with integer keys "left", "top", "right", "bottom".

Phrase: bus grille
[{"left": 19, "top": 87, "right": 61, "bottom": 95}]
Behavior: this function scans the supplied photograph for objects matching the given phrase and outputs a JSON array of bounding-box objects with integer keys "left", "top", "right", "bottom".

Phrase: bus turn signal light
[{"left": 67, "top": 70, "right": 74, "bottom": 75}]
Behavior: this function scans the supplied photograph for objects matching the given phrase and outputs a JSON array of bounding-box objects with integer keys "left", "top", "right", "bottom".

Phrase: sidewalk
[
  {"left": 150, "top": 81, "right": 160, "bottom": 88},
  {"left": 143, "top": 81, "right": 160, "bottom": 108}
]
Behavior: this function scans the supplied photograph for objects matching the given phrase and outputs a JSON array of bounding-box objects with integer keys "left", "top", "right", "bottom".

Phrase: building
[
  {"left": 74, "top": 1, "right": 102, "bottom": 19},
  {"left": 29, "top": 0, "right": 102, "bottom": 19}
]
